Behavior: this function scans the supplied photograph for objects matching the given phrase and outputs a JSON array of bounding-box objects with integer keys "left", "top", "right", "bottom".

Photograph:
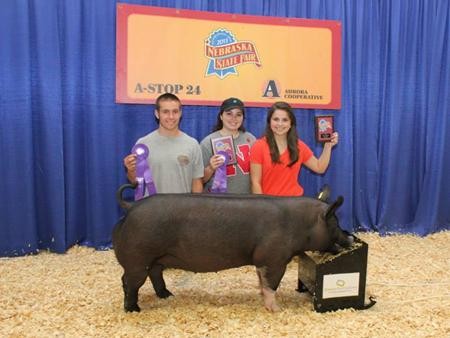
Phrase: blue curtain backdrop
[{"left": 0, "top": 0, "right": 449, "bottom": 257}]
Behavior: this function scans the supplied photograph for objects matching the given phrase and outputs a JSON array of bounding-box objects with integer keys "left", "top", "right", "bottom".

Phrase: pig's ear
[{"left": 325, "top": 196, "right": 344, "bottom": 219}]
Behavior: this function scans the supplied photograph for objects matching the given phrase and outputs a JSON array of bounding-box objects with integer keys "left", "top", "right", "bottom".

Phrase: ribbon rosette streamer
[
  {"left": 132, "top": 143, "right": 157, "bottom": 200},
  {"left": 210, "top": 151, "right": 229, "bottom": 193}
]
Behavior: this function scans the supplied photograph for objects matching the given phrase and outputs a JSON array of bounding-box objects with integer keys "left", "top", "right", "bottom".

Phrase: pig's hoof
[
  {"left": 264, "top": 302, "right": 281, "bottom": 313},
  {"left": 262, "top": 287, "right": 281, "bottom": 312},
  {"left": 156, "top": 288, "right": 173, "bottom": 299},
  {"left": 124, "top": 304, "right": 141, "bottom": 312}
]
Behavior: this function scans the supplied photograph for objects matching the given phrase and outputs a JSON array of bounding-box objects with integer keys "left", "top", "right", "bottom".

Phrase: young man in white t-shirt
[{"left": 123, "top": 93, "right": 204, "bottom": 193}]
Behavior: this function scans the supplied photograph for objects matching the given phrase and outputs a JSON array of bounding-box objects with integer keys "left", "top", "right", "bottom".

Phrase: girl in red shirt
[{"left": 250, "top": 102, "right": 339, "bottom": 196}]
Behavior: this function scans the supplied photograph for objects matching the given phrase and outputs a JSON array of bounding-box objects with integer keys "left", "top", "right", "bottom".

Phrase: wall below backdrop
[{"left": 0, "top": 0, "right": 449, "bottom": 257}]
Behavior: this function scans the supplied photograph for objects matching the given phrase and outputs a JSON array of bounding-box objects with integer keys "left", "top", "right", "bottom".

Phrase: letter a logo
[{"left": 262, "top": 80, "right": 280, "bottom": 98}]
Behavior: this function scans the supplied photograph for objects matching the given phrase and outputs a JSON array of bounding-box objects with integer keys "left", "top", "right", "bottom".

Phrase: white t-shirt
[{"left": 136, "top": 130, "right": 204, "bottom": 193}]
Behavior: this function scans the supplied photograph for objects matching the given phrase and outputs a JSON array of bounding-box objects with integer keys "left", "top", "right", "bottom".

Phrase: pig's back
[{"left": 114, "top": 194, "right": 327, "bottom": 272}]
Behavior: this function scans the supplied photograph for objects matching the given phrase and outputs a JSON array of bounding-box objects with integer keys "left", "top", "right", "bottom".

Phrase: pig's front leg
[
  {"left": 256, "top": 268, "right": 263, "bottom": 295},
  {"left": 256, "top": 265, "right": 287, "bottom": 312},
  {"left": 148, "top": 263, "right": 173, "bottom": 298}
]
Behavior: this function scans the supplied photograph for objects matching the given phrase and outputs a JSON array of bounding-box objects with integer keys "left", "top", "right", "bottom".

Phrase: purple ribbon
[
  {"left": 210, "top": 151, "right": 228, "bottom": 193},
  {"left": 132, "top": 143, "right": 157, "bottom": 200}
]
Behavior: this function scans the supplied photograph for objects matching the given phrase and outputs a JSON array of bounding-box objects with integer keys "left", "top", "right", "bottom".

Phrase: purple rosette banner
[
  {"left": 210, "top": 151, "right": 229, "bottom": 193},
  {"left": 132, "top": 143, "right": 157, "bottom": 200}
]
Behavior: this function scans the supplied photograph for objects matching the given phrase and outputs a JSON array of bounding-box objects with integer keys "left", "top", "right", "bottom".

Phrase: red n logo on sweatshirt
[{"left": 226, "top": 144, "right": 250, "bottom": 176}]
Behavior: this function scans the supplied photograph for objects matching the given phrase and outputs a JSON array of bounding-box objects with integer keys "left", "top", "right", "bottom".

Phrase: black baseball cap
[{"left": 220, "top": 97, "right": 245, "bottom": 113}]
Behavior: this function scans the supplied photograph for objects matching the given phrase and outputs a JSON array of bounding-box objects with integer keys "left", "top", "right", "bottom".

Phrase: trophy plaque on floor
[
  {"left": 297, "top": 236, "right": 376, "bottom": 312},
  {"left": 315, "top": 115, "right": 334, "bottom": 142}
]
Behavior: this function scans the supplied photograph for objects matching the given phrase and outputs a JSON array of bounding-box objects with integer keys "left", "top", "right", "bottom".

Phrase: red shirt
[{"left": 250, "top": 138, "right": 313, "bottom": 196}]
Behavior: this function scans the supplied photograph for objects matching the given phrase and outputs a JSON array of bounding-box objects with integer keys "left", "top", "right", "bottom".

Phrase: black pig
[{"left": 113, "top": 184, "right": 352, "bottom": 312}]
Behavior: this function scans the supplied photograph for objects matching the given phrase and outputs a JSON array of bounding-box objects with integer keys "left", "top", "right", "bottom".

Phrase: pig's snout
[
  {"left": 347, "top": 235, "right": 354, "bottom": 246},
  {"left": 338, "top": 233, "right": 354, "bottom": 249},
  {"left": 342, "top": 231, "right": 355, "bottom": 247}
]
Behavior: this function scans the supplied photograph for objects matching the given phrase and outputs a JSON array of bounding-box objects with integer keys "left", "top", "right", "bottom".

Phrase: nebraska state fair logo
[{"left": 205, "top": 29, "right": 261, "bottom": 79}]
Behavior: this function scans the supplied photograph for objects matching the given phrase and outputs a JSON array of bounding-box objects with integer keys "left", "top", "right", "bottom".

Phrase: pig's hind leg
[
  {"left": 122, "top": 269, "right": 147, "bottom": 312},
  {"left": 148, "top": 263, "right": 173, "bottom": 298}
]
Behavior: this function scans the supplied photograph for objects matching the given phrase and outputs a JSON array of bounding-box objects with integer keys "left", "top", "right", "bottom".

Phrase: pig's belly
[{"left": 155, "top": 251, "right": 254, "bottom": 273}]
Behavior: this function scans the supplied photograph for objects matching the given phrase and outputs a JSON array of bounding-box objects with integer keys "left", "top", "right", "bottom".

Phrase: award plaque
[
  {"left": 211, "top": 135, "right": 236, "bottom": 164},
  {"left": 315, "top": 115, "right": 334, "bottom": 142},
  {"left": 297, "top": 236, "right": 376, "bottom": 312}
]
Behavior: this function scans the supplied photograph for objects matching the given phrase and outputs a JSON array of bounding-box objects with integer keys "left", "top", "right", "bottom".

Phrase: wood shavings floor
[{"left": 1, "top": 232, "right": 449, "bottom": 337}]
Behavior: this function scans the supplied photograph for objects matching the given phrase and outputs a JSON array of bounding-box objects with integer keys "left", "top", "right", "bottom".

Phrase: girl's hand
[
  {"left": 209, "top": 154, "right": 226, "bottom": 171},
  {"left": 327, "top": 132, "right": 339, "bottom": 147}
]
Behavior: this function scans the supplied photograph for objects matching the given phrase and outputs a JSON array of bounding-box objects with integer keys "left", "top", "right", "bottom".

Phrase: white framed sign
[{"left": 322, "top": 273, "right": 360, "bottom": 299}]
